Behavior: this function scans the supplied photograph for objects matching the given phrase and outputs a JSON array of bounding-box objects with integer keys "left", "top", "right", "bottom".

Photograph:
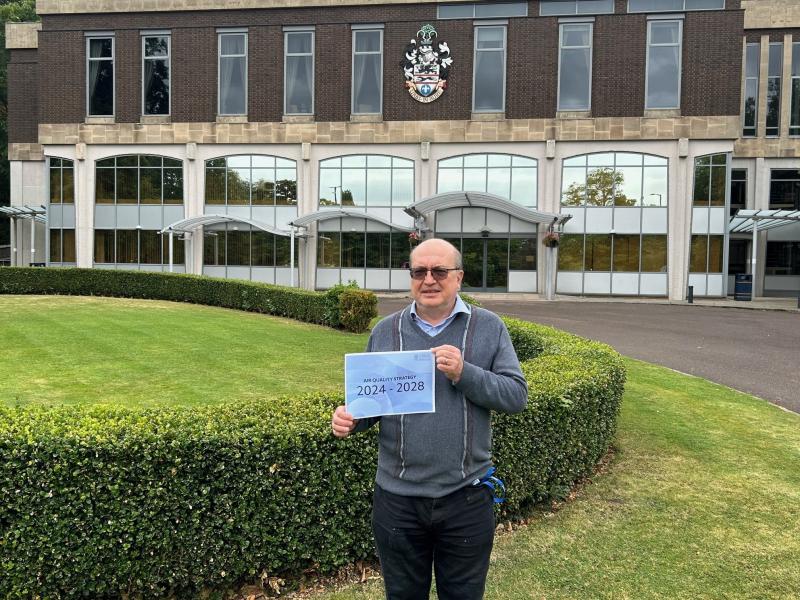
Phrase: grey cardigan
[{"left": 353, "top": 305, "right": 528, "bottom": 498}]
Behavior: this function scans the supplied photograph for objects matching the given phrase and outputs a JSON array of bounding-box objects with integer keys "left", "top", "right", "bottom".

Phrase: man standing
[{"left": 331, "top": 238, "right": 528, "bottom": 600}]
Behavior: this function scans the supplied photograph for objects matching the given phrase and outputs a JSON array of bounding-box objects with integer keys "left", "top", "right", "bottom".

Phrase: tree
[
  {"left": 0, "top": 0, "right": 38, "bottom": 246},
  {"left": 562, "top": 167, "right": 637, "bottom": 207}
]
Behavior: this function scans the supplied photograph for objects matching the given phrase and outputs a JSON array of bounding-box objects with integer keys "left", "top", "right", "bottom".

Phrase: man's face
[{"left": 410, "top": 242, "right": 464, "bottom": 313}]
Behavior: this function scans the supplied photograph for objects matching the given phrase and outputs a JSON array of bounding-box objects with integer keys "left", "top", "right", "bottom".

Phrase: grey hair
[{"left": 409, "top": 238, "right": 463, "bottom": 269}]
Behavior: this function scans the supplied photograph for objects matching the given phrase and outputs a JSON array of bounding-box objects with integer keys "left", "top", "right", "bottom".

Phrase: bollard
[{"left": 687, "top": 285, "right": 694, "bottom": 304}]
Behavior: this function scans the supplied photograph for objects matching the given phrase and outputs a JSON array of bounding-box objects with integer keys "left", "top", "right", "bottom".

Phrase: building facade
[{"left": 5, "top": 0, "right": 798, "bottom": 298}]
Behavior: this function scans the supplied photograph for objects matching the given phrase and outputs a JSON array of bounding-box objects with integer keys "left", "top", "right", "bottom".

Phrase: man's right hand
[{"left": 331, "top": 405, "right": 358, "bottom": 438}]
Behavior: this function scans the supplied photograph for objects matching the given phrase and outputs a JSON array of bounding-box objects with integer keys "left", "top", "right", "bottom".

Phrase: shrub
[
  {"left": 338, "top": 289, "right": 378, "bottom": 334},
  {"left": 0, "top": 267, "right": 376, "bottom": 333},
  {"left": 0, "top": 291, "right": 624, "bottom": 598}
]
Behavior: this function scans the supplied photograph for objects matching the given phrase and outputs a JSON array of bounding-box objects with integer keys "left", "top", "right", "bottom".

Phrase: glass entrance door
[{"left": 459, "top": 238, "right": 508, "bottom": 292}]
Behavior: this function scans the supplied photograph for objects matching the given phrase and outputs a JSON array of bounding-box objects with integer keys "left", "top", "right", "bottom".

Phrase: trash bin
[{"left": 734, "top": 274, "right": 752, "bottom": 301}]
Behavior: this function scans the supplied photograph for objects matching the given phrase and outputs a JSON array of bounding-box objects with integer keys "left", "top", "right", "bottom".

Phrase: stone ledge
[
  {"left": 742, "top": 0, "right": 800, "bottom": 29},
  {"left": 5, "top": 22, "right": 41, "bottom": 49},
  {"left": 734, "top": 137, "right": 800, "bottom": 157},
  {"left": 8, "top": 143, "right": 44, "bottom": 161},
  {"left": 37, "top": 116, "right": 741, "bottom": 146}
]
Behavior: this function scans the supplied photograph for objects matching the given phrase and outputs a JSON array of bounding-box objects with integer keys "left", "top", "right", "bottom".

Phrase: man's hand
[
  {"left": 432, "top": 345, "right": 464, "bottom": 383},
  {"left": 331, "top": 405, "right": 358, "bottom": 438}
]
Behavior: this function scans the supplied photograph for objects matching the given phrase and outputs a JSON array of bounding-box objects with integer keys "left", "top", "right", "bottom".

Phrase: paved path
[{"left": 378, "top": 298, "right": 800, "bottom": 414}]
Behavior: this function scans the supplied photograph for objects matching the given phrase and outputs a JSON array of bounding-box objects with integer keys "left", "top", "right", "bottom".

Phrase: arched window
[
  {"left": 561, "top": 152, "right": 667, "bottom": 207},
  {"left": 318, "top": 155, "right": 414, "bottom": 207},
  {"left": 690, "top": 153, "right": 727, "bottom": 275},
  {"left": 95, "top": 155, "right": 183, "bottom": 205},
  {"left": 205, "top": 155, "right": 297, "bottom": 206},
  {"left": 437, "top": 154, "right": 537, "bottom": 207}
]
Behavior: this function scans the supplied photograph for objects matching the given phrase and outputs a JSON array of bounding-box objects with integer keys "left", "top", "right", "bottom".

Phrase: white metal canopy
[
  {"left": 729, "top": 209, "right": 800, "bottom": 233},
  {"left": 290, "top": 208, "right": 414, "bottom": 232},
  {"left": 0, "top": 205, "right": 46, "bottom": 266},
  {"left": 404, "top": 191, "right": 572, "bottom": 226}
]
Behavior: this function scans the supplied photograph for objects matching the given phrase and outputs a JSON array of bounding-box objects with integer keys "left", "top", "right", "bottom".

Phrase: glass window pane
[
  {"left": 464, "top": 167, "right": 487, "bottom": 192},
  {"left": 203, "top": 230, "right": 225, "bottom": 266},
  {"left": 367, "top": 169, "right": 392, "bottom": 206},
  {"left": 116, "top": 230, "right": 138, "bottom": 263},
  {"left": 251, "top": 231, "right": 274, "bottom": 266},
  {"left": 558, "top": 234, "right": 584, "bottom": 271},
  {"left": 475, "top": 2, "right": 527, "bottom": 17},
  {"left": 62, "top": 168, "right": 74, "bottom": 204},
  {"left": 355, "top": 30, "right": 381, "bottom": 53},
  {"left": 88, "top": 59, "right": 114, "bottom": 116},
  {"left": 487, "top": 154, "right": 511, "bottom": 167},
  {"left": 317, "top": 232, "right": 341, "bottom": 267},
  {"left": 341, "top": 232, "right": 365, "bottom": 268},
  {"left": 117, "top": 169, "right": 138, "bottom": 203},
  {"left": 509, "top": 238, "right": 536, "bottom": 270},
  {"left": 629, "top": 0, "right": 683, "bottom": 12},
  {"left": 275, "top": 236, "right": 296, "bottom": 267},
  {"left": 163, "top": 235, "right": 185, "bottom": 265},
  {"left": 613, "top": 235, "right": 640, "bottom": 272},
  {"left": 96, "top": 168, "right": 116, "bottom": 203},
  {"left": 89, "top": 38, "right": 113, "bottom": 58},
  {"left": 769, "top": 43, "right": 783, "bottom": 77},
  {"left": 227, "top": 230, "right": 251, "bottom": 266},
  {"left": 341, "top": 169, "right": 366, "bottom": 206},
  {"left": 366, "top": 232, "right": 390, "bottom": 268},
  {"left": 205, "top": 169, "right": 226, "bottom": 204},
  {"left": 586, "top": 168, "right": 615, "bottom": 206},
  {"left": 437, "top": 168, "right": 462, "bottom": 193},
  {"left": 614, "top": 166, "right": 643, "bottom": 207},
  {"left": 319, "top": 168, "right": 342, "bottom": 206},
  {"left": 650, "top": 21, "right": 680, "bottom": 45},
  {"left": 353, "top": 53, "right": 382, "bottom": 113},
  {"left": 275, "top": 171, "right": 297, "bottom": 206},
  {"left": 287, "top": 32, "right": 312, "bottom": 54},
  {"left": 616, "top": 153, "right": 643, "bottom": 167},
  {"left": 94, "top": 229, "right": 115, "bottom": 263},
  {"left": 220, "top": 56, "right": 246, "bottom": 114},
  {"left": 585, "top": 234, "right": 611, "bottom": 271},
  {"left": 708, "top": 236, "right": 724, "bottom": 273},
  {"left": 477, "top": 27, "right": 504, "bottom": 49},
  {"left": 144, "top": 54, "right": 170, "bottom": 115},
  {"left": 689, "top": 235, "right": 708, "bottom": 272},
  {"left": 641, "top": 235, "right": 667, "bottom": 272},
  {"left": 487, "top": 167, "right": 511, "bottom": 200},
  {"left": 473, "top": 48, "right": 505, "bottom": 111},
  {"left": 644, "top": 154, "right": 667, "bottom": 166},
  {"left": 587, "top": 153, "right": 614, "bottom": 166},
  {"left": 576, "top": 0, "right": 614, "bottom": 14},
  {"left": 50, "top": 168, "right": 62, "bottom": 204},
  {"left": 140, "top": 230, "right": 162, "bottom": 264},
  {"left": 693, "top": 165, "right": 710, "bottom": 205},
  {"left": 464, "top": 155, "right": 488, "bottom": 168},
  {"left": 647, "top": 45, "right": 680, "bottom": 108},
  {"left": 439, "top": 5, "right": 474, "bottom": 18},
  {"left": 62, "top": 229, "right": 76, "bottom": 263},
  {"left": 227, "top": 167, "right": 251, "bottom": 205},
  {"left": 439, "top": 156, "right": 463, "bottom": 168},
  {"left": 140, "top": 168, "right": 162, "bottom": 204},
  {"left": 285, "top": 54, "right": 313, "bottom": 114},
  {"left": 562, "top": 166, "right": 586, "bottom": 206},
  {"left": 562, "top": 24, "right": 590, "bottom": 47},
  {"left": 49, "top": 229, "right": 61, "bottom": 262},
  {"left": 541, "top": 1, "right": 575, "bottom": 16},
  {"left": 559, "top": 47, "right": 591, "bottom": 110},
  {"left": 163, "top": 168, "right": 183, "bottom": 205},
  {"left": 391, "top": 231, "right": 415, "bottom": 269},
  {"left": 511, "top": 168, "right": 537, "bottom": 207},
  {"left": 252, "top": 169, "right": 274, "bottom": 205},
  {"left": 392, "top": 169, "right": 414, "bottom": 205},
  {"left": 746, "top": 43, "right": 760, "bottom": 78},
  {"left": 220, "top": 34, "right": 245, "bottom": 56},
  {"left": 710, "top": 166, "right": 726, "bottom": 206},
  {"left": 642, "top": 166, "right": 668, "bottom": 206}
]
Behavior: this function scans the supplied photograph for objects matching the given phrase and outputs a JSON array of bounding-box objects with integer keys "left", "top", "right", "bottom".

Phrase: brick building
[{"left": 5, "top": 0, "right": 799, "bottom": 298}]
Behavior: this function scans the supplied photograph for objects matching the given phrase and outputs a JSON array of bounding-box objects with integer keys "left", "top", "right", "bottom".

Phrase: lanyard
[{"left": 471, "top": 467, "right": 506, "bottom": 504}]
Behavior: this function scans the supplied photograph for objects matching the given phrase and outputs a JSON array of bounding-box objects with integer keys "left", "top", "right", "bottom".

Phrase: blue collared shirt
[{"left": 410, "top": 296, "right": 472, "bottom": 337}]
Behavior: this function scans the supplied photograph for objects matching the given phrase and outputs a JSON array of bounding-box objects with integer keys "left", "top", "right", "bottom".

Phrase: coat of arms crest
[{"left": 400, "top": 24, "right": 453, "bottom": 103}]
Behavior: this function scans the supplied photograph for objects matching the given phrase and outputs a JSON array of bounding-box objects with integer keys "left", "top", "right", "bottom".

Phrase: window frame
[
  {"left": 766, "top": 42, "right": 783, "bottom": 137},
  {"left": 86, "top": 35, "right": 115, "bottom": 118},
  {"left": 743, "top": 42, "right": 760, "bottom": 137},
  {"left": 557, "top": 21, "right": 594, "bottom": 112},
  {"left": 218, "top": 31, "right": 248, "bottom": 116},
  {"left": 141, "top": 33, "right": 171, "bottom": 117},
  {"left": 790, "top": 42, "right": 800, "bottom": 136},
  {"left": 541, "top": 0, "right": 614, "bottom": 16},
  {"left": 284, "top": 29, "right": 315, "bottom": 116},
  {"left": 351, "top": 28, "right": 384, "bottom": 116},
  {"left": 628, "top": 0, "right": 724, "bottom": 12},
  {"left": 438, "top": 2, "right": 528, "bottom": 19},
  {"left": 472, "top": 24, "right": 508, "bottom": 113},
  {"left": 645, "top": 18, "right": 682, "bottom": 110}
]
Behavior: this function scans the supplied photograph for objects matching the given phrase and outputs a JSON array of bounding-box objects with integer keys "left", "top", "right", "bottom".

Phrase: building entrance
[{"left": 452, "top": 238, "right": 509, "bottom": 291}]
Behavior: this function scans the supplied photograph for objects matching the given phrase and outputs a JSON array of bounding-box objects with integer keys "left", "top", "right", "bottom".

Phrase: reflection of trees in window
[
  {"left": 558, "top": 234, "right": 584, "bottom": 271},
  {"left": 203, "top": 228, "right": 295, "bottom": 267},
  {"left": 205, "top": 156, "right": 298, "bottom": 206},
  {"left": 690, "top": 235, "right": 723, "bottom": 273},
  {"left": 93, "top": 229, "right": 184, "bottom": 265},
  {"left": 49, "top": 158, "right": 75, "bottom": 204},
  {"left": 561, "top": 153, "right": 667, "bottom": 207},
  {"left": 693, "top": 154, "right": 727, "bottom": 207},
  {"left": 50, "top": 229, "right": 76, "bottom": 263},
  {"left": 317, "top": 227, "right": 411, "bottom": 268},
  {"left": 95, "top": 155, "right": 183, "bottom": 204},
  {"left": 558, "top": 233, "right": 667, "bottom": 273}
]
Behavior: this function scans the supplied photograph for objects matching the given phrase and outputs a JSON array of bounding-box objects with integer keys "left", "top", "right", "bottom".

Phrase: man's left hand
[{"left": 431, "top": 345, "right": 463, "bottom": 383}]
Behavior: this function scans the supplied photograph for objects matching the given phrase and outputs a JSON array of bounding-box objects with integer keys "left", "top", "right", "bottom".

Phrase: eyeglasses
[{"left": 409, "top": 267, "right": 461, "bottom": 281}]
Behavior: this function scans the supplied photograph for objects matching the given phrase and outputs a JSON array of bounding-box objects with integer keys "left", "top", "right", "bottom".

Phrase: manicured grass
[
  {"left": 317, "top": 359, "right": 800, "bottom": 599},
  {"left": 0, "top": 295, "right": 368, "bottom": 407}
]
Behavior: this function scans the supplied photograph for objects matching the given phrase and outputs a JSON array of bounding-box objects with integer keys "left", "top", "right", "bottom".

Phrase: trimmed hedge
[
  {"left": 0, "top": 267, "right": 377, "bottom": 333},
  {"left": 0, "top": 292, "right": 624, "bottom": 598}
]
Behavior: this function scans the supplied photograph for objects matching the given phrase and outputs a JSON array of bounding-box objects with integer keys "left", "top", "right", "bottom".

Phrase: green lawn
[
  {"left": 3, "top": 296, "right": 798, "bottom": 598},
  {"left": 318, "top": 359, "right": 800, "bottom": 599},
  {"left": 0, "top": 295, "right": 368, "bottom": 407}
]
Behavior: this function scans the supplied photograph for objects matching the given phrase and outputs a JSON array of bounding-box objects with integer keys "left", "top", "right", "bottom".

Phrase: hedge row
[
  {"left": 0, "top": 306, "right": 624, "bottom": 599},
  {"left": 0, "top": 268, "right": 377, "bottom": 333}
]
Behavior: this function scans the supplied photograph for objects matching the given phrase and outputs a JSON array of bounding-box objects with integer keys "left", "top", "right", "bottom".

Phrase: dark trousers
[{"left": 372, "top": 484, "right": 496, "bottom": 600}]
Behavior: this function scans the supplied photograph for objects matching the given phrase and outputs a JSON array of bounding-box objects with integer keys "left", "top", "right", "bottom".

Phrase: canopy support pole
[
  {"left": 290, "top": 227, "right": 296, "bottom": 287},
  {"left": 30, "top": 217, "right": 35, "bottom": 265},
  {"left": 9, "top": 216, "right": 15, "bottom": 266},
  {"left": 168, "top": 230, "right": 174, "bottom": 273},
  {"left": 751, "top": 219, "right": 758, "bottom": 300}
]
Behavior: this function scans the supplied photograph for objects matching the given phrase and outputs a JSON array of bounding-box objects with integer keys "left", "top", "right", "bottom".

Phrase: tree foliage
[{"left": 562, "top": 168, "right": 637, "bottom": 207}]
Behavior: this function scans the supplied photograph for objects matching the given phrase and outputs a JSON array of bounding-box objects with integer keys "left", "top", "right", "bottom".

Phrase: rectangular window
[
  {"left": 730, "top": 168, "right": 747, "bottom": 216},
  {"left": 766, "top": 42, "right": 782, "bottom": 136},
  {"left": 646, "top": 20, "right": 682, "bottom": 109},
  {"left": 473, "top": 25, "right": 507, "bottom": 113},
  {"left": 641, "top": 235, "right": 667, "bottom": 272},
  {"left": 766, "top": 241, "right": 800, "bottom": 275},
  {"left": 438, "top": 2, "right": 528, "bottom": 19},
  {"left": 769, "top": 169, "right": 800, "bottom": 210},
  {"left": 613, "top": 235, "right": 640, "bottom": 272},
  {"left": 791, "top": 43, "right": 800, "bottom": 136},
  {"left": 94, "top": 229, "right": 115, "bottom": 263},
  {"left": 629, "top": 0, "right": 724, "bottom": 12},
  {"left": 284, "top": 30, "right": 314, "bottom": 115},
  {"left": 142, "top": 35, "right": 170, "bottom": 116},
  {"left": 317, "top": 232, "right": 341, "bottom": 268},
  {"left": 87, "top": 36, "right": 114, "bottom": 117},
  {"left": 49, "top": 229, "right": 61, "bottom": 263},
  {"left": 352, "top": 29, "right": 383, "bottom": 115},
  {"left": 743, "top": 43, "right": 760, "bottom": 137},
  {"left": 219, "top": 32, "right": 247, "bottom": 115},
  {"left": 341, "top": 232, "right": 366, "bottom": 268},
  {"left": 203, "top": 231, "right": 226, "bottom": 266},
  {"left": 509, "top": 238, "right": 537, "bottom": 270},
  {"left": 366, "top": 232, "right": 390, "bottom": 268},
  {"left": 558, "top": 23, "right": 593, "bottom": 111},
  {"left": 585, "top": 234, "right": 611, "bottom": 271},
  {"left": 116, "top": 230, "right": 138, "bottom": 264},
  {"left": 541, "top": 0, "right": 613, "bottom": 16}
]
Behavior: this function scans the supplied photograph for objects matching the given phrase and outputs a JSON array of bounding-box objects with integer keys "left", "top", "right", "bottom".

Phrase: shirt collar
[{"left": 410, "top": 295, "right": 472, "bottom": 325}]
